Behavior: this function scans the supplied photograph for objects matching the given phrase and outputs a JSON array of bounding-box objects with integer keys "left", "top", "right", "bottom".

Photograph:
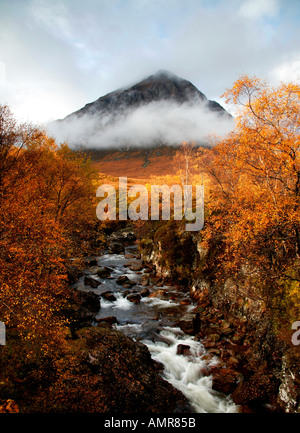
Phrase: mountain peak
[
  {"left": 145, "top": 70, "right": 181, "bottom": 81},
  {"left": 52, "top": 71, "right": 232, "bottom": 149},
  {"left": 62, "top": 71, "right": 229, "bottom": 120}
]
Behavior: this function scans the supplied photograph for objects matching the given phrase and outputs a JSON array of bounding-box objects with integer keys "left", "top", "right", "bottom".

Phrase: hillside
[{"left": 85, "top": 145, "right": 180, "bottom": 178}]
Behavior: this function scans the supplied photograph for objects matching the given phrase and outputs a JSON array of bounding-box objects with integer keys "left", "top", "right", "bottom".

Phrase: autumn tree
[
  {"left": 0, "top": 106, "right": 99, "bottom": 358},
  {"left": 197, "top": 76, "right": 300, "bottom": 326}
]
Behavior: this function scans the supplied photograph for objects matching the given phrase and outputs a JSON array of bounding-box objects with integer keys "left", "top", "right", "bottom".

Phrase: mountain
[
  {"left": 50, "top": 71, "right": 233, "bottom": 177},
  {"left": 62, "top": 70, "right": 228, "bottom": 121}
]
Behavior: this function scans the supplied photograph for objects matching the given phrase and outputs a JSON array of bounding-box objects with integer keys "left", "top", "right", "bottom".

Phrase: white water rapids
[{"left": 75, "top": 246, "right": 238, "bottom": 413}]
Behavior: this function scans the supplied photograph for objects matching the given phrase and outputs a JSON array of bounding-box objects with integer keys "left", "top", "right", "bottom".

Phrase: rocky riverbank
[
  {"left": 186, "top": 290, "right": 283, "bottom": 413},
  {"left": 67, "top": 226, "right": 299, "bottom": 413},
  {"left": 138, "top": 232, "right": 300, "bottom": 413},
  {"left": 65, "top": 231, "right": 193, "bottom": 413}
]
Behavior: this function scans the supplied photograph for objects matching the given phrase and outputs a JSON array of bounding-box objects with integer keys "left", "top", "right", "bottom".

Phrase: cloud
[
  {"left": 47, "top": 99, "right": 234, "bottom": 149},
  {"left": 269, "top": 54, "right": 300, "bottom": 84},
  {"left": 239, "top": 0, "right": 280, "bottom": 19},
  {"left": 1, "top": 0, "right": 300, "bottom": 124}
]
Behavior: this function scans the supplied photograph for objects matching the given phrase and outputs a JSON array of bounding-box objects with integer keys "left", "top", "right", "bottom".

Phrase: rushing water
[{"left": 74, "top": 244, "right": 238, "bottom": 413}]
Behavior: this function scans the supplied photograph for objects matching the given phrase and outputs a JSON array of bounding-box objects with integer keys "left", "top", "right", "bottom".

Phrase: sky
[{"left": 0, "top": 0, "right": 300, "bottom": 127}]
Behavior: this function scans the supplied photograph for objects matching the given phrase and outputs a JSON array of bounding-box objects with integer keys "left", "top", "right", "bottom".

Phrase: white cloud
[
  {"left": 0, "top": 0, "right": 299, "bottom": 124},
  {"left": 269, "top": 55, "right": 300, "bottom": 84},
  {"left": 48, "top": 100, "right": 234, "bottom": 149},
  {"left": 0, "top": 61, "right": 6, "bottom": 85},
  {"left": 30, "top": 0, "right": 72, "bottom": 40},
  {"left": 239, "top": 0, "right": 280, "bottom": 19}
]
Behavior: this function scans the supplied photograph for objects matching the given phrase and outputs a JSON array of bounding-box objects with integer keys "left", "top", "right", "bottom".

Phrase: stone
[
  {"left": 116, "top": 275, "right": 135, "bottom": 286},
  {"left": 109, "top": 242, "right": 125, "bottom": 254},
  {"left": 127, "top": 293, "right": 141, "bottom": 304},
  {"left": 129, "top": 263, "right": 144, "bottom": 271},
  {"left": 88, "top": 266, "right": 101, "bottom": 275},
  {"left": 124, "top": 253, "right": 135, "bottom": 259},
  {"left": 80, "top": 291, "right": 101, "bottom": 313},
  {"left": 231, "top": 372, "right": 279, "bottom": 408},
  {"left": 95, "top": 316, "right": 118, "bottom": 325},
  {"left": 177, "top": 312, "right": 200, "bottom": 335},
  {"left": 140, "top": 287, "right": 150, "bottom": 297},
  {"left": 67, "top": 265, "right": 84, "bottom": 284},
  {"left": 176, "top": 344, "right": 191, "bottom": 356},
  {"left": 96, "top": 267, "right": 112, "bottom": 278},
  {"left": 101, "top": 291, "right": 117, "bottom": 302},
  {"left": 68, "top": 290, "right": 100, "bottom": 330},
  {"left": 84, "top": 276, "right": 101, "bottom": 288},
  {"left": 149, "top": 289, "right": 168, "bottom": 299},
  {"left": 220, "top": 327, "right": 233, "bottom": 335},
  {"left": 212, "top": 367, "right": 242, "bottom": 395},
  {"left": 63, "top": 325, "right": 193, "bottom": 413},
  {"left": 117, "top": 275, "right": 128, "bottom": 284}
]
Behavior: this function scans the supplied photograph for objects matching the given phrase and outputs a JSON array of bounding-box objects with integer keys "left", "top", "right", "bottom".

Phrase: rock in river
[
  {"left": 96, "top": 267, "right": 112, "bottom": 278},
  {"left": 127, "top": 293, "right": 142, "bottom": 304},
  {"left": 177, "top": 312, "right": 200, "bottom": 335},
  {"left": 70, "top": 326, "right": 192, "bottom": 413},
  {"left": 109, "top": 242, "right": 125, "bottom": 254},
  {"left": 84, "top": 276, "right": 101, "bottom": 288},
  {"left": 101, "top": 291, "right": 117, "bottom": 302}
]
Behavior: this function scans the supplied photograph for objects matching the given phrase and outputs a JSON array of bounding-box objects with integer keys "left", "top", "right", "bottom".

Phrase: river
[{"left": 74, "top": 243, "right": 238, "bottom": 413}]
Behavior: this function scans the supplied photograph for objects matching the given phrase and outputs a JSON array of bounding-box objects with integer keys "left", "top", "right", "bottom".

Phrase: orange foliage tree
[
  {"left": 197, "top": 76, "right": 300, "bottom": 324},
  {"left": 0, "top": 106, "right": 98, "bottom": 357}
]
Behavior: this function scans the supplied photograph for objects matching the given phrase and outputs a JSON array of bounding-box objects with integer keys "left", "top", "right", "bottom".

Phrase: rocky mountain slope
[
  {"left": 50, "top": 70, "right": 232, "bottom": 152},
  {"left": 62, "top": 70, "right": 229, "bottom": 121}
]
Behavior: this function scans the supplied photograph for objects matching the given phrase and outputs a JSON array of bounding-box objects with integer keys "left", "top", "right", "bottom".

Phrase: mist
[{"left": 47, "top": 100, "right": 234, "bottom": 149}]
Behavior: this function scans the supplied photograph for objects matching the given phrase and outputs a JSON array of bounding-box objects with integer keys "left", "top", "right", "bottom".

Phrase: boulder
[
  {"left": 140, "top": 287, "right": 150, "bottom": 297},
  {"left": 67, "top": 265, "right": 84, "bottom": 285},
  {"left": 84, "top": 276, "right": 101, "bottom": 288},
  {"left": 64, "top": 326, "right": 192, "bottom": 413},
  {"left": 97, "top": 267, "right": 112, "bottom": 278},
  {"left": 68, "top": 290, "right": 100, "bottom": 331},
  {"left": 109, "top": 231, "right": 136, "bottom": 243},
  {"left": 124, "top": 253, "right": 135, "bottom": 259},
  {"left": 109, "top": 242, "right": 125, "bottom": 254},
  {"left": 231, "top": 371, "right": 280, "bottom": 408},
  {"left": 176, "top": 344, "right": 191, "bottom": 356},
  {"left": 177, "top": 312, "right": 200, "bottom": 335},
  {"left": 95, "top": 316, "right": 118, "bottom": 325},
  {"left": 129, "top": 263, "right": 144, "bottom": 271},
  {"left": 149, "top": 289, "right": 168, "bottom": 299},
  {"left": 101, "top": 291, "right": 117, "bottom": 302},
  {"left": 212, "top": 367, "right": 242, "bottom": 395},
  {"left": 127, "top": 293, "right": 141, "bottom": 304},
  {"left": 80, "top": 291, "right": 101, "bottom": 313},
  {"left": 116, "top": 275, "right": 135, "bottom": 286}
]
